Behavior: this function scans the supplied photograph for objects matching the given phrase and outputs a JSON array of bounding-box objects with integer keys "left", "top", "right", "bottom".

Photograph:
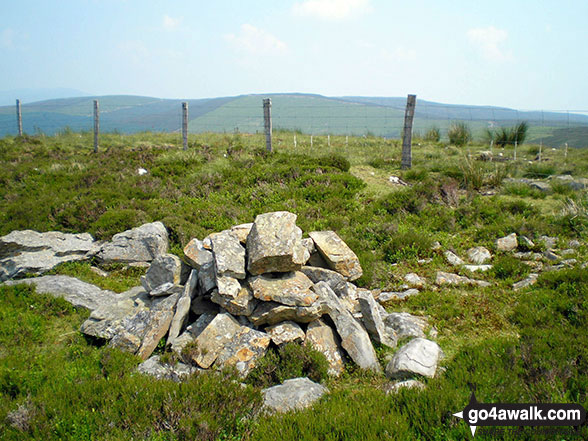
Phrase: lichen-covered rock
[
  {"left": 358, "top": 290, "right": 396, "bottom": 347},
  {"left": 262, "top": 378, "right": 328, "bottom": 413},
  {"left": 444, "top": 250, "right": 464, "bottom": 266},
  {"left": 265, "top": 321, "right": 305, "bottom": 346},
  {"left": 211, "top": 231, "right": 246, "bottom": 279},
  {"left": 435, "top": 271, "right": 491, "bottom": 287},
  {"left": 182, "top": 312, "right": 242, "bottom": 369},
  {"left": 95, "top": 222, "right": 168, "bottom": 263},
  {"left": 315, "top": 282, "right": 380, "bottom": 372},
  {"left": 308, "top": 231, "right": 363, "bottom": 281},
  {"left": 385, "top": 338, "right": 442, "bottom": 379},
  {"left": 496, "top": 233, "right": 518, "bottom": 252},
  {"left": 249, "top": 272, "right": 317, "bottom": 307},
  {"left": 137, "top": 355, "right": 200, "bottom": 382},
  {"left": 467, "top": 247, "right": 492, "bottom": 264},
  {"left": 249, "top": 300, "right": 329, "bottom": 326},
  {"left": 214, "top": 327, "right": 270, "bottom": 377},
  {"left": 231, "top": 223, "right": 253, "bottom": 244},
  {"left": 140, "top": 254, "right": 183, "bottom": 293},
  {"left": 305, "top": 319, "right": 345, "bottom": 376},
  {"left": 210, "top": 283, "right": 258, "bottom": 317},
  {"left": 247, "top": 211, "right": 306, "bottom": 275},
  {"left": 167, "top": 269, "right": 198, "bottom": 345},
  {"left": 0, "top": 230, "right": 96, "bottom": 281},
  {"left": 403, "top": 273, "right": 426, "bottom": 288},
  {"left": 384, "top": 312, "right": 427, "bottom": 339},
  {"left": 183, "top": 238, "right": 213, "bottom": 270}
]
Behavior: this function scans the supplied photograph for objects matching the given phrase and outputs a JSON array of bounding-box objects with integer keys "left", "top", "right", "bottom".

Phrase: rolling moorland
[
  {"left": 1, "top": 93, "right": 588, "bottom": 146},
  {"left": 0, "top": 130, "right": 587, "bottom": 440}
]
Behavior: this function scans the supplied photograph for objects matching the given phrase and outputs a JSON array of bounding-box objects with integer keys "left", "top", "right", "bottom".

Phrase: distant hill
[
  {"left": 0, "top": 88, "right": 91, "bottom": 106},
  {"left": 0, "top": 93, "right": 587, "bottom": 147}
]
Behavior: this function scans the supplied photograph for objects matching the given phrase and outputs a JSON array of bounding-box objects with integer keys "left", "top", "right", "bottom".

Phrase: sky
[{"left": 1, "top": 0, "right": 587, "bottom": 110}]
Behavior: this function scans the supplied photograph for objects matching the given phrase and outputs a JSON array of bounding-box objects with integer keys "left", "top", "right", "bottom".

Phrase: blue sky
[{"left": 1, "top": 0, "right": 587, "bottom": 109}]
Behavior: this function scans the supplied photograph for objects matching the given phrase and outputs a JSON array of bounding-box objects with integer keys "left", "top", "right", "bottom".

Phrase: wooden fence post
[
  {"left": 93, "top": 100, "right": 99, "bottom": 153},
  {"left": 182, "top": 102, "right": 188, "bottom": 151},
  {"left": 401, "top": 94, "right": 416, "bottom": 169},
  {"left": 263, "top": 98, "right": 272, "bottom": 152},
  {"left": 16, "top": 99, "right": 23, "bottom": 136}
]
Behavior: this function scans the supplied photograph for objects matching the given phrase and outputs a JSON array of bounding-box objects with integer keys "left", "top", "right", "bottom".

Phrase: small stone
[
  {"left": 385, "top": 338, "right": 442, "bottom": 379},
  {"left": 214, "top": 327, "right": 270, "bottom": 377},
  {"left": 137, "top": 355, "right": 199, "bottom": 382},
  {"left": 377, "top": 289, "right": 419, "bottom": 303},
  {"left": 210, "top": 284, "right": 257, "bottom": 317},
  {"left": 463, "top": 265, "right": 492, "bottom": 272},
  {"left": 404, "top": 273, "right": 426, "bottom": 288},
  {"left": 305, "top": 319, "right": 345, "bottom": 376},
  {"left": 384, "top": 379, "right": 426, "bottom": 394},
  {"left": 262, "top": 378, "right": 328, "bottom": 414},
  {"left": 518, "top": 236, "right": 535, "bottom": 250},
  {"left": 543, "top": 250, "right": 560, "bottom": 261},
  {"left": 230, "top": 223, "right": 253, "bottom": 244},
  {"left": 562, "top": 259, "right": 578, "bottom": 266},
  {"left": 540, "top": 235, "right": 557, "bottom": 250},
  {"left": 149, "top": 282, "right": 181, "bottom": 297},
  {"left": 384, "top": 312, "right": 427, "bottom": 339},
  {"left": 249, "top": 272, "right": 317, "bottom": 307},
  {"left": 466, "top": 247, "right": 492, "bottom": 264},
  {"left": 183, "top": 238, "right": 213, "bottom": 270},
  {"left": 211, "top": 231, "right": 246, "bottom": 279},
  {"left": 435, "top": 271, "right": 491, "bottom": 287},
  {"left": 560, "top": 249, "right": 576, "bottom": 256},
  {"left": 513, "top": 273, "right": 539, "bottom": 290},
  {"left": 308, "top": 231, "right": 363, "bottom": 281},
  {"left": 90, "top": 266, "right": 109, "bottom": 277},
  {"left": 568, "top": 240, "right": 581, "bottom": 249},
  {"left": 496, "top": 233, "right": 518, "bottom": 252},
  {"left": 265, "top": 321, "right": 305, "bottom": 346},
  {"left": 444, "top": 250, "right": 464, "bottom": 266}
]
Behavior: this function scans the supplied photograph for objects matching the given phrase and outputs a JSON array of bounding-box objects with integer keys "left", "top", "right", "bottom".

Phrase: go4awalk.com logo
[{"left": 453, "top": 393, "right": 586, "bottom": 437}]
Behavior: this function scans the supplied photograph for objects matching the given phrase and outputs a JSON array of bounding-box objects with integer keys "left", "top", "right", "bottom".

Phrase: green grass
[{"left": 0, "top": 130, "right": 587, "bottom": 440}]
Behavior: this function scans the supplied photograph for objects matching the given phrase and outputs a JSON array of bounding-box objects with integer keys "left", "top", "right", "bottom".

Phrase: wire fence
[{"left": 1, "top": 96, "right": 587, "bottom": 149}]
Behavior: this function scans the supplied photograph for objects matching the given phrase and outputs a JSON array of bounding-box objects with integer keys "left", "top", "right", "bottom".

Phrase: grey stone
[
  {"left": 466, "top": 247, "right": 492, "bottom": 264},
  {"left": 435, "top": 271, "right": 491, "bottom": 287},
  {"left": 3, "top": 275, "right": 120, "bottom": 311},
  {"left": 167, "top": 269, "right": 198, "bottom": 345},
  {"left": 301, "top": 238, "right": 315, "bottom": 264},
  {"left": 214, "top": 327, "right": 270, "bottom": 377},
  {"left": 90, "top": 266, "right": 109, "bottom": 277},
  {"left": 384, "top": 379, "right": 426, "bottom": 394},
  {"left": 231, "top": 223, "right": 253, "bottom": 244},
  {"left": 95, "top": 222, "right": 168, "bottom": 263},
  {"left": 543, "top": 250, "right": 560, "bottom": 261},
  {"left": 149, "top": 282, "right": 182, "bottom": 297},
  {"left": 358, "top": 290, "right": 396, "bottom": 347},
  {"left": 137, "top": 355, "right": 199, "bottom": 382},
  {"left": 518, "top": 236, "right": 535, "bottom": 250},
  {"left": 512, "top": 273, "right": 539, "bottom": 290},
  {"left": 211, "top": 231, "right": 246, "bottom": 279},
  {"left": 0, "top": 230, "right": 96, "bottom": 281},
  {"left": 560, "top": 249, "right": 576, "bottom": 256},
  {"left": 181, "top": 312, "right": 242, "bottom": 369},
  {"left": 249, "top": 272, "right": 317, "bottom": 307},
  {"left": 562, "top": 258, "right": 578, "bottom": 266},
  {"left": 305, "top": 319, "right": 346, "bottom": 376},
  {"left": 568, "top": 240, "right": 581, "bottom": 249},
  {"left": 141, "top": 254, "right": 182, "bottom": 293},
  {"left": 530, "top": 181, "right": 551, "bottom": 192},
  {"left": 385, "top": 338, "right": 442, "bottom": 379},
  {"left": 463, "top": 265, "right": 492, "bottom": 272},
  {"left": 378, "top": 289, "right": 420, "bottom": 303},
  {"left": 262, "top": 378, "right": 328, "bottom": 413},
  {"left": 265, "top": 321, "right": 305, "bottom": 346},
  {"left": 540, "top": 235, "right": 557, "bottom": 250},
  {"left": 496, "top": 233, "right": 518, "bottom": 252},
  {"left": 300, "top": 266, "right": 348, "bottom": 295},
  {"left": 315, "top": 282, "right": 380, "bottom": 372},
  {"left": 444, "top": 250, "right": 464, "bottom": 266},
  {"left": 246, "top": 211, "right": 305, "bottom": 275},
  {"left": 249, "top": 300, "right": 328, "bottom": 326},
  {"left": 308, "top": 231, "right": 363, "bottom": 281},
  {"left": 384, "top": 312, "right": 427, "bottom": 339},
  {"left": 197, "top": 261, "right": 217, "bottom": 294},
  {"left": 211, "top": 284, "right": 258, "bottom": 317},
  {"left": 403, "top": 273, "right": 426, "bottom": 288},
  {"left": 171, "top": 313, "right": 216, "bottom": 355},
  {"left": 183, "top": 238, "right": 213, "bottom": 270}
]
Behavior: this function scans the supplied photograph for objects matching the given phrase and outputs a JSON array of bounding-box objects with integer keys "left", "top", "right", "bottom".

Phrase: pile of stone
[{"left": 0, "top": 212, "right": 442, "bottom": 386}]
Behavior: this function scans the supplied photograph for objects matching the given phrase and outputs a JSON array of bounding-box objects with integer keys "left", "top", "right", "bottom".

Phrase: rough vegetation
[{"left": 1, "top": 130, "right": 587, "bottom": 440}]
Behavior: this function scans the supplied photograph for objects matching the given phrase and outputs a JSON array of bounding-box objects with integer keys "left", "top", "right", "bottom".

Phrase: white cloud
[
  {"left": 467, "top": 26, "right": 513, "bottom": 62},
  {"left": 292, "top": 0, "right": 372, "bottom": 21},
  {"left": 163, "top": 14, "right": 182, "bottom": 31},
  {"left": 1, "top": 28, "right": 14, "bottom": 48},
  {"left": 225, "top": 24, "right": 287, "bottom": 56}
]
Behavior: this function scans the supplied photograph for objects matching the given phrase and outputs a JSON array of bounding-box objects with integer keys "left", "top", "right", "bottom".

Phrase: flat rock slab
[
  {"left": 384, "top": 379, "right": 426, "bottom": 394},
  {"left": 385, "top": 338, "right": 442, "bottom": 379},
  {"left": 247, "top": 211, "right": 305, "bottom": 275},
  {"left": 305, "top": 319, "right": 346, "bottom": 376},
  {"left": 95, "top": 222, "right": 168, "bottom": 263},
  {"left": 358, "top": 290, "right": 396, "bottom": 347},
  {"left": 513, "top": 273, "right": 539, "bottom": 290},
  {"left": 384, "top": 312, "right": 428, "bottom": 339},
  {"left": 467, "top": 247, "right": 492, "bottom": 264},
  {"left": 140, "top": 254, "right": 183, "bottom": 293},
  {"left": 3, "top": 275, "right": 120, "bottom": 311},
  {"left": 214, "top": 327, "right": 271, "bottom": 377},
  {"left": 249, "top": 272, "right": 317, "bottom": 307},
  {"left": 309, "top": 231, "right": 363, "bottom": 281},
  {"left": 265, "top": 321, "right": 305, "bottom": 346},
  {"left": 211, "top": 231, "right": 246, "bottom": 279},
  {"left": 262, "top": 377, "right": 328, "bottom": 414},
  {"left": 435, "top": 271, "right": 491, "bottom": 287},
  {"left": 249, "top": 300, "right": 328, "bottom": 326},
  {"left": 137, "top": 355, "right": 200, "bottom": 382},
  {"left": 0, "top": 231, "right": 96, "bottom": 281}
]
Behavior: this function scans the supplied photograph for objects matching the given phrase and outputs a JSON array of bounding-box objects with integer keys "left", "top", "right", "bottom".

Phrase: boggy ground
[{"left": 0, "top": 131, "right": 587, "bottom": 440}]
